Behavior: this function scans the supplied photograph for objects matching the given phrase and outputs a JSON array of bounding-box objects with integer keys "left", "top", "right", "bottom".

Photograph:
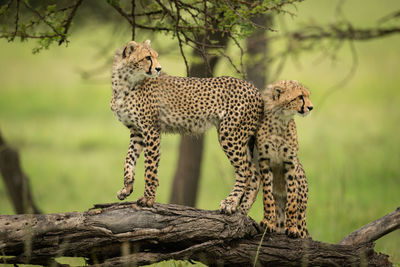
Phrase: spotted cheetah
[
  {"left": 111, "top": 40, "right": 263, "bottom": 213},
  {"left": 250, "top": 80, "right": 313, "bottom": 238}
]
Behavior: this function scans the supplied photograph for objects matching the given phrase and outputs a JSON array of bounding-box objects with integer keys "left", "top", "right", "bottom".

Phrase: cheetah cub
[
  {"left": 256, "top": 80, "right": 313, "bottom": 238},
  {"left": 111, "top": 40, "right": 263, "bottom": 213}
]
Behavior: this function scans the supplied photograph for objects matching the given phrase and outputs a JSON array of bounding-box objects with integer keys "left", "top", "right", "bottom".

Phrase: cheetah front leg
[
  {"left": 117, "top": 128, "right": 144, "bottom": 200},
  {"left": 137, "top": 127, "right": 161, "bottom": 207},
  {"left": 296, "top": 164, "right": 309, "bottom": 238},
  {"left": 283, "top": 160, "right": 300, "bottom": 238}
]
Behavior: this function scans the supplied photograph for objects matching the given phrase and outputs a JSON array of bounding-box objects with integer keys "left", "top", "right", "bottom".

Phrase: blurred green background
[{"left": 0, "top": 0, "right": 399, "bottom": 265}]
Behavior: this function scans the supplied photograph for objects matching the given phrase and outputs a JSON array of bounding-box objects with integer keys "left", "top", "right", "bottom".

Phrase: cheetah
[
  {"left": 251, "top": 80, "right": 313, "bottom": 238},
  {"left": 110, "top": 40, "right": 263, "bottom": 213}
]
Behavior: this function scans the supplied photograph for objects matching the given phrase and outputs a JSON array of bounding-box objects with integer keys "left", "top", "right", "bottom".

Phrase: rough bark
[
  {"left": 0, "top": 131, "right": 41, "bottom": 214},
  {"left": 0, "top": 202, "right": 394, "bottom": 267}
]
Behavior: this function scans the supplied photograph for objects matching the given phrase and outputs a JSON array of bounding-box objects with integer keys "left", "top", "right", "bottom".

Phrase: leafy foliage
[
  {"left": 0, "top": 0, "right": 83, "bottom": 52},
  {"left": 1, "top": 0, "right": 399, "bottom": 76},
  {"left": 0, "top": 0, "right": 303, "bottom": 74}
]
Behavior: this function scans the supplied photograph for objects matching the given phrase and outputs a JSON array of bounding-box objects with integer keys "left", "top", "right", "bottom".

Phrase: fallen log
[{"left": 0, "top": 202, "right": 396, "bottom": 266}]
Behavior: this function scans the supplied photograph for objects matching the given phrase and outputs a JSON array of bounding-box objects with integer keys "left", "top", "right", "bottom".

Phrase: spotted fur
[
  {"left": 254, "top": 80, "right": 313, "bottom": 238},
  {"left": 111, "top": 40, "right": 263, "bottom": 213}
]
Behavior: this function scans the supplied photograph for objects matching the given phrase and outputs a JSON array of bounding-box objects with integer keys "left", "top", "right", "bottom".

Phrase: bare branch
[
  {"left": 230, "top": 34, "right": 246, "bottom": 79},
  {"left": 0, "top": 33, "right": 59, "bottom": 39},
  {"left": 107, "top": 1, "right": 133, "bottom": 25},
  {"left": 134, "top": 10, "right": 163, "bottom": 16},
  {"left": 134, "top": 23, "right": 171, "bottom": 32},
  {"left": 131, "top": 0, "right": 135, "bottom": 40},
  {"left": 339, "top": 207, "right": 400, "bottom": 246},
  {"left": 12, "top": 0, "right": 20, "bottom": 41},
  {"left": 21, "top": 1, "right": 63, "bottom": 37},
  {"left": 154, "top": 0, "right": 176, "bottom": 21},
  {"left": 317, "top": 40, "right": 358, "bottom": 110},
  {"left": 171, "top": 0, "right": 189, "bottom": 76},
  {"left": 289, "top": 25, "right": 400, "bottom": 41},
  {"left": 217, "top": 50, "right": 243, "bottom": 76},
  {"left": 177, "top": 33, "right": 190, "bottom": 76},
  {"left": 59, "top": 0, "right": 84, "bottom": 45},
  {"left": 379, "top": 9, "right": 400, "bottom": 24}
]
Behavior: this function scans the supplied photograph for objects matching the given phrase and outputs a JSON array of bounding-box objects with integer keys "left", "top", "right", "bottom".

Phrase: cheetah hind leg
[
  {"left": 218, "top": 127, "right": 254, "bottom": 214},
  {"left": 284, "top": 169, "right": 301, "bottom": 239},
  {"left": 219, "top": 160, "right": 251, "bottom": 214},
  {"left": 238, "top": 143, "right": 261, "bottom": 214},
  {"left": 238, "top": 168, "right": 261, "bottom": 215},
  {"left": 297, "top": 169, "right": 309, "bottom": 238}
]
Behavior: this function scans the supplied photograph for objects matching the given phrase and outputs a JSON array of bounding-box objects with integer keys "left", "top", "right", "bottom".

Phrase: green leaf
[{"left": 46, "top": 4, "right": 57, "bottom": 13}]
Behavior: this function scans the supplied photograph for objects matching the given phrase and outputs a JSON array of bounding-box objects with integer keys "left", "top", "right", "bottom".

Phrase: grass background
[{"left": 0, "top": 0, "right": 399, "bottom": 266}]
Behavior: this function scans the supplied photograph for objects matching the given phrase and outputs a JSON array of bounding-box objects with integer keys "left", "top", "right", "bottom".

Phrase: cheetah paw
[
  {"left": 238, "top": 202, "right": 251, "bottom": 215},
  {"left": 219, "top": 199, "right": 238, "bottom": 214},
  {"left": 117, "top": 188, "right": 131, "bottom": 200},
  {"left": 238, "top": 207, "right": 250, "bottom": 215},
  {"left": 260, "top": 219, "right": 277, "bottom": 233},
  {"left": 285, "top": 226, "right": 300, "bottom": 238},
  {"left": 137, "top": 196, "right": 155, "bottom": 207}
]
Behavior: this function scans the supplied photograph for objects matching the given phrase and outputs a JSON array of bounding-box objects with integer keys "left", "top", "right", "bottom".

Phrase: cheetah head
[
  {"left": 264, "top": 80, "right": 314, "bottom": 118},
  {"left": 119, "top": 40, "right": 162, "bottom": 80}
]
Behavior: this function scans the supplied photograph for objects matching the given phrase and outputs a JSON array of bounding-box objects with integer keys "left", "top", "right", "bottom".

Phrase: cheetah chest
[
  {"left": 111, "top": 91, "right": 141, "bottom": 127},
  {"left": 266, "top": 136, "right": 294, "bottom": 166},
  {"left": 265, "top": 135, "right": 296, "bottom": 196}
]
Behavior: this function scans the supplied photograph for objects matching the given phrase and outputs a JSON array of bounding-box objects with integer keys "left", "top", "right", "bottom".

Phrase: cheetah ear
[
  {"left": 145, "top": 39, "right": 151, "bottom": 45},
  {"left": 122, "top": 41, "right": 138, "bottom": 59},
  {"left": 272, "top": 86, "right": 282, "bottom": 101}
]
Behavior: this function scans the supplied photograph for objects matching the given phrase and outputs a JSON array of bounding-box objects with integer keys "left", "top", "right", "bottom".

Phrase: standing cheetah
[
  {"left": 111, "top": 40, "right": 263, "bottom": 213},
  {"left": 248, "top": 80, "right": 313, "bottom": 238}
]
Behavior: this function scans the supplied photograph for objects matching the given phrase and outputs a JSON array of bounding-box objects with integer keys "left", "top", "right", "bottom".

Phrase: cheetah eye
[{"left": 146, "top": 56, "right": 152, "bottom": 60}]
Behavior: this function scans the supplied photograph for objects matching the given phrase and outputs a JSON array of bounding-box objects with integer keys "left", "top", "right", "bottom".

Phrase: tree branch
[
  {"left": 11, "top": 0, "right": 20, "bottom": 41},
  {"left": 288, "top": 25, "right": 400, "bottom": 41},
  {"left": 339, "top": 207, "right": 400, "bottom": 246},
  {"left": 107, "top": 1, "right": 133, "bottom": 25},
  {"left": 0, "top": 202, "right": 394, "bottom": 266},
  {"left": 131, "top": 0, "right": 136, "bottom": 41},
  {"left": 22, "top": 1, "right": 63, "bottom": 38},
  {"left": 59, "top": 0, "right": 84, "bottom": 45}
]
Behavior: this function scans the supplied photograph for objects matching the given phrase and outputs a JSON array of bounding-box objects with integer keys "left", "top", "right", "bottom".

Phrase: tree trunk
[
  {"left": 0, "top": 131, "right": 41, "bottom": 214},
  {"left": 246, "top": 14, "right": 272, "bottom": 88},
  {"left": 170, "top": 135, "right": 204, "bottom": 206},
  {"left": 170, "top": 35, "right": 228, "bottom": 206},
  {"left": 0, "top": 202, "right": 396, "bottom": 267}
]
